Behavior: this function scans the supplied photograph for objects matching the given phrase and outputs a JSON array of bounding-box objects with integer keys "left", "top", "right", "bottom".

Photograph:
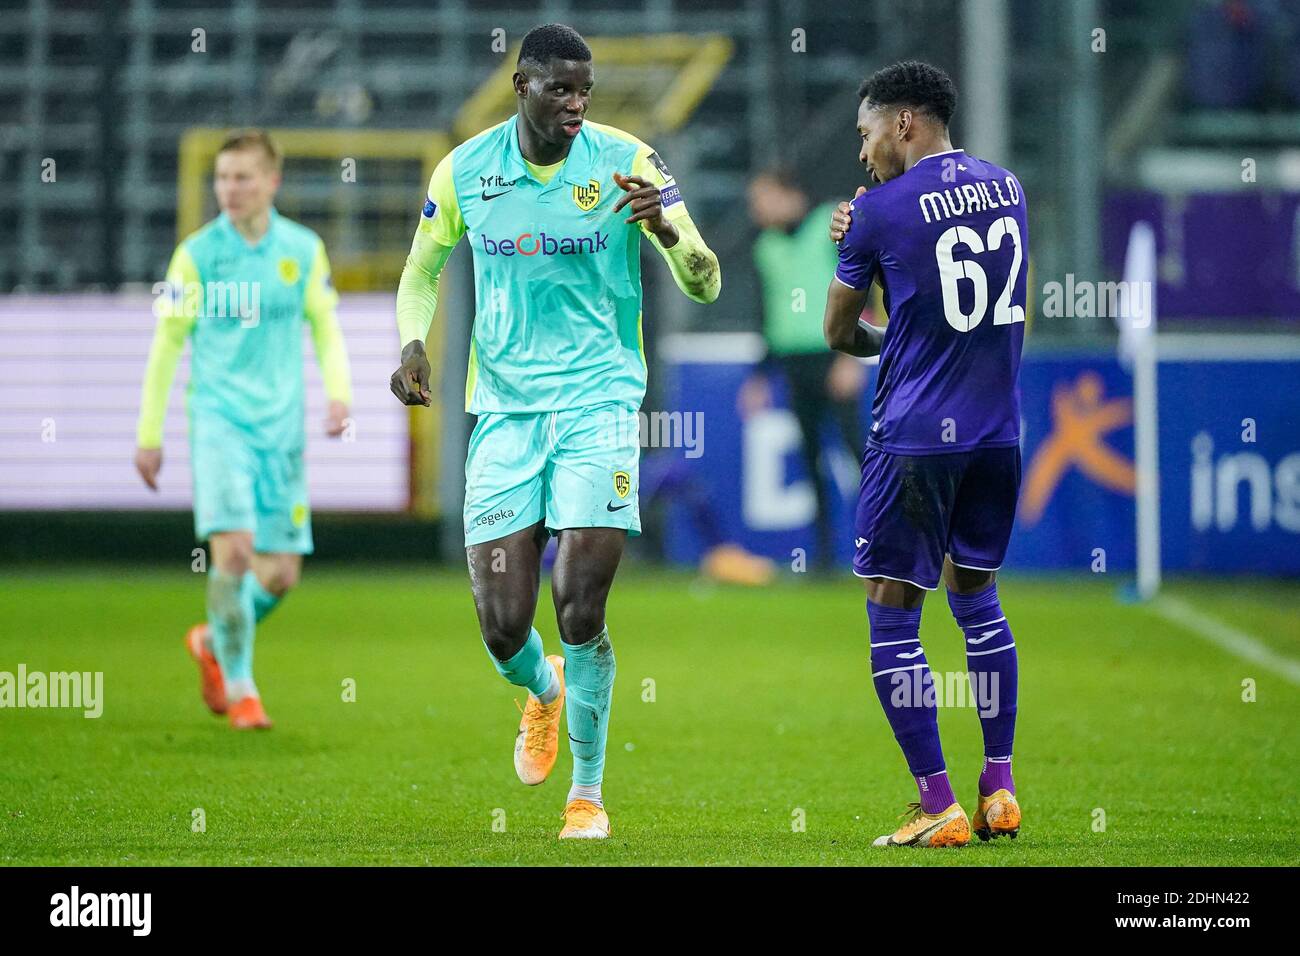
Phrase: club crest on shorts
[
  {"left": 278, "top": 257, "right": 300, "bottom": 285},
  {"left": 291, "top": 502, "right": 308, "bottom": 528},
  {"left": 573, "top": 179, "right": 600, "bottom": 211},
  {"left": 612, "top": 470, "right": 631, "bottom": 499}
]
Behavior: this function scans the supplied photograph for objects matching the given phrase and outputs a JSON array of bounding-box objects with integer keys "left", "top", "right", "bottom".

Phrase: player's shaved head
[
  {"left": 517, "top": 23, "right": 591, "bottom": 72},
  {"left": 857, "top": 60, "right": 957, "bottom": 128},
  {"left": 512, "top": 24, "right": 594, "bottom": 163}
]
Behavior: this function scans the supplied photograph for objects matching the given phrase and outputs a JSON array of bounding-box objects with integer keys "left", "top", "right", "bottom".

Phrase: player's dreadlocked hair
[
  {"left": 517, "top": 23, "right": 592, "bottom": 69},
  {"left": 857, "top": 60, "right": 957, "bottom": 127}
]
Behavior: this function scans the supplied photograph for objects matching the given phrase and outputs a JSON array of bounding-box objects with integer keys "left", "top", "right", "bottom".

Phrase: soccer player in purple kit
[{"left": 823, "top": 61, "right": 1025, "bottom": 848}]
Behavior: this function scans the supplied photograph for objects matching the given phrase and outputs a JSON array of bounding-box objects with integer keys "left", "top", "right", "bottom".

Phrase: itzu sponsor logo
[
  {"left": 50, "top": 886, "right": 151, "bottom": 936},
  {"left": 476, "top": 507, "right": 516, "bottom": 528},
  {"left": 481, "top": 231, "right": 608, "bottom": 257}
]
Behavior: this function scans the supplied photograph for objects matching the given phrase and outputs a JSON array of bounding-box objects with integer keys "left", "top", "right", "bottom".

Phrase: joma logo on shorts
[
  {"left": 476, "top": 507, "right": 516, "bottom": 527},
  {"left": 480, "top": 231, "right": 608, "bottom": 257}
]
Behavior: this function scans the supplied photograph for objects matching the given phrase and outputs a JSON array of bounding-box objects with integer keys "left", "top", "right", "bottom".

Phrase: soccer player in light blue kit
[
  {"left": 136, "top": 130, "right": 353, "bottom": 730},
  {"left": 389, "top": 24, "right": 720, "bottom": 839}
]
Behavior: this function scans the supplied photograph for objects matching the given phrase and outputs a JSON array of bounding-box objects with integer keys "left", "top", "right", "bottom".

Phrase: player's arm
[
  {"left": 303, "top": 238, "right": 353, "bottom": 437},
  {"left": 134, "top": 245, "right": 199, "bottom": 490},
  {"left": 391, "top": 154, "right": 465, "bottom": 406},
  {"left": 614, "top": 147, "right": 720, "bottom": 304},
  {"left": 825, "top": 195, "right": 884, "bottom": 357},
  {"left": 823, "top": 279, "right": 883, "bottom": 357}
]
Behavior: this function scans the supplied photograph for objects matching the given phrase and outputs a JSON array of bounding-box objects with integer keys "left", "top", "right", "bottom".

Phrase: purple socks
[
  {"left": 948, "top": 582, "right": 1018, "bottom": 794},
  {"left": 915, "top": 771, "right": 957, "bottom": 814},
  {"left": 979, "top": 756, "right": 1015, "bottom": 796},
  {"left": 867, "top": 600, "right": 950, "bottom": 810}
]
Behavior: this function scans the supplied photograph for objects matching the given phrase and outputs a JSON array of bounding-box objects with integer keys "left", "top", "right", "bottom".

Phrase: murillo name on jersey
[{"left": 836, "top": 148, "right": 1028, "bottom": 455}]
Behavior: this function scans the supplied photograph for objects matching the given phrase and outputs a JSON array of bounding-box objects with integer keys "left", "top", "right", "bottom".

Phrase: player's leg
[
  {"left": 946, "top": 445, "right": 1023, "bottom": 839},
  {"left": 188, "top": 424, "right": 266, "bottom": 724},
  {"left": 248, "top": 552, "right": 301, "bottom": 623},
  {"left": 783, "top": 353, "right": 838, "bottom": 569},
  {"left": 854, "top": 446, "right": 970, "bottom": 847},
  {"left": 467, "top": 521, "right": 566, "bottom": 785},
  {"left": 542, "top": 401, "right": 639, "bottom": 839},
  {"left": 551, "top": 527, "right": 623, "bottom": 839},
  {"left": 206, "top": 530, "right": 271, "bottom": 727},
  {"left": 463, "top": 411, "right": 563, "bottom": 784}
]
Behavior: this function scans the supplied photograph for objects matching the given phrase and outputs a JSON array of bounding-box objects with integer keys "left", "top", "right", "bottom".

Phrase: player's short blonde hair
[{"left": 216, "top": 128, "right": 283, "bottom": 172}]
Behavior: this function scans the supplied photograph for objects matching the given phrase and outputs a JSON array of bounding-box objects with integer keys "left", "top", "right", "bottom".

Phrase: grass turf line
[{"left": 1, "top": 568, "right": 1297, "bottom": 866}]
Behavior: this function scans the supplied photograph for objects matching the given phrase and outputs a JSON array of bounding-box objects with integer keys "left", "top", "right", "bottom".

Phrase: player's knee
[
  {"left": 947, "top": 564, "right": 995, "bottom": 595},
  {"left": 263, "top": 559, "right": 300, "bottom": 596},
  {"left": 554, "top": 596, "right": 604, "bottom": 645},
  {"left": 211, "top": 535, "right": 253, "bottom": 576},
  {"left": 478, "top": 601, "right": 533, "bottom": 660}
]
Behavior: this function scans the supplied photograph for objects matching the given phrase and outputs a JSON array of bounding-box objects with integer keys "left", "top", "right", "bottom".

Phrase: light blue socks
[
  {"left": 487, "top": 627, "right": 555, "bottom": 698},
  {"left": 562, "top": 627, "right": 616, "bottom": 788},
  {"left": 207, "top": 569, "right": 256, "bottom": 685}
]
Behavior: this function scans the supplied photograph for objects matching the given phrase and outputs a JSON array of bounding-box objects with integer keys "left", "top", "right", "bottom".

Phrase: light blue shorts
[
  {"left": 463, "top": 401, "right": 641, "bottom": 547},
  {"left": 191, "top": 415, "right": 313, "bottom": 555}
]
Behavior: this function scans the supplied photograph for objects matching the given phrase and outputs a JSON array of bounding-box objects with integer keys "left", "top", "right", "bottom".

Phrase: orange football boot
[
  {"left": 185, "top": 623, "right": 226, "bottom": 715},
  {"left": 228, "top": 695, "right": 273, "bottom": 730},
  {"left": 559, "top": 799, "right": 611, "bottom": 840},
  {"left": 972, "top": 789, "right": 1021, "bottom": 841},
  {"left": 514, "top": 656, "right": 566, "bottom": 785},
  {"left": 872, "top": 802, "right": 971, "bottom": 847}
]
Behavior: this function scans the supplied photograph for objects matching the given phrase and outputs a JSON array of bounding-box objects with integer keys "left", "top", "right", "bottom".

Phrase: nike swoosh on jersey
[
  {"left": 481, "top": 189, "right": 513, "bottom": 201},
  {"left": 967, "top": 628, "right": 1004, "bottom": 645}
]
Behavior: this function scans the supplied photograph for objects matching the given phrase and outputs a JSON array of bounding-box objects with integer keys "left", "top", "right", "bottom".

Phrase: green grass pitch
[{"left": 1, "top": 566, "right": 1297, "bottom": 866}]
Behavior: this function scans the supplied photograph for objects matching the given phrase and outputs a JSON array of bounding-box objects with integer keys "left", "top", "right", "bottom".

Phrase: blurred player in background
[
  {"left": 824, "top": 62, "right": 1026, "bottom": 847},
  {"left": 389, "top": 24, "right": 720, "bottom": 839},
  {"left": 741, "top": 168, "right": 865, "bottom": 571},
  {"left": 135, "top": 130, "right": 353, "bottom": 730}
]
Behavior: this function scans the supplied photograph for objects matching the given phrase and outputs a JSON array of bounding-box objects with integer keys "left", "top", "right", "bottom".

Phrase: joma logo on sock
[
  {"left": 890, "top": 670, "right": 1000, "bottom": 718},
  {"left": 50, "top": 886, "right": 151, "bottom": 936},
  {"left": 0, "top": 665, "right": 103, "bottom": 718}
]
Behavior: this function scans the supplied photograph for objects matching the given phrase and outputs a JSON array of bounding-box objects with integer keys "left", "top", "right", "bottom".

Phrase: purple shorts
[{"left": 853, "top": 444, "right": 1022, "bottom": 590}]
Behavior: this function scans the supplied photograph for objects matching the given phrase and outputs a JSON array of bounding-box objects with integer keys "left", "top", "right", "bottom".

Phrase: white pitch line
[{"left": 1149, "top": 595, "right": 1300, "bottom": 686}]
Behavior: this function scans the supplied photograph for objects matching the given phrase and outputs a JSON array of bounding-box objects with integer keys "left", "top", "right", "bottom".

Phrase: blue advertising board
[{"left": 659, "top": 336, "right": 1300, "bottom": 575}]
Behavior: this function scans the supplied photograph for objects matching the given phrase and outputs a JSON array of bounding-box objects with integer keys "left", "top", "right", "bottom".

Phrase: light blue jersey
[
  {"left": 410, "top": 116, "right": 703, "bottom": 413},
  {"left": 171, "top": 209, "right": 338, "bottom": 450},
  {"left": 138, "top": 207, "right": 352, "bottom": 551}
]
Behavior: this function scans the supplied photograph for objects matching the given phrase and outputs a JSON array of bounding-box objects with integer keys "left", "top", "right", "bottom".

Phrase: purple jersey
[{"left": 836, "top": 148, "right": 1027, "bottom": 455}]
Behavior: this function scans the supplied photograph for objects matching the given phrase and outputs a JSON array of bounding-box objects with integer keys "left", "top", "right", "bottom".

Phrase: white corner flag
[
  {"left": 1118, "top": 221, "right": 1160, "bottom": 599},
  {"left": 1116, "top": 220, "right": 1157, "bottom": 369}
]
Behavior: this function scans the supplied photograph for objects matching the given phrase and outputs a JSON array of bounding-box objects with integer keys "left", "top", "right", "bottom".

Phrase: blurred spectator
[
  {"left": 1185, "top": 0, "right": 1294, "bottom": 109},
  {"left": 741, "top": 169, "right": 865, "bottom": 570}
]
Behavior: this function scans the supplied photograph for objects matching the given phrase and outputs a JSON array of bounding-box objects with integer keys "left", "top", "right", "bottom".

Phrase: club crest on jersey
[
  {"left": 278, "top": 257, "right": 300, "bottom": 285},
  {"left": 612, "top": 470, "right": 631, "bottom": 499},
  {"left": 573, "top": 179, "right": 601, "bottom": 211}
]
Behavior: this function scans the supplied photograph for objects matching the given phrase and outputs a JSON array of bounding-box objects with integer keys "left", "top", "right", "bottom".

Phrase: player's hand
[
  {"left": 736, "top": 374, "right": 772, "bottom": 418},
  {"left": 135, "top": 447, "right": 162, "bottom": 491},
  {"left": 324, "top": 400, "right": 349, "bottom": 437},
  {"left": 389, "top": 340, "right": 432, "bottom": 407},
  {"left": 830, "top": 186, "right": 868, "bottom": 242},
  {"left": 826, "top": 352, "right": 867, "bottom": 401},
  {"left": 613, "top": 172, "right": 677, "bottom": 245}
]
